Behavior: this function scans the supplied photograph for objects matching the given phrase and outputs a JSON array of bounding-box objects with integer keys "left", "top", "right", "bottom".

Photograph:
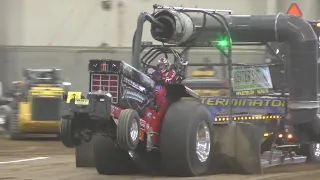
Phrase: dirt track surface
[{"left": 1, "top": 138, "right": 320, "bottom": 180}]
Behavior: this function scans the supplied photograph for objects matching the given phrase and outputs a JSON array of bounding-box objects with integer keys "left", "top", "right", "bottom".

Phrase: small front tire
[
  {"left": 117, "top": 109, "right": 141, "bottom": 151},
  {"left": 60, "top": 118, "right": 81, "bottom": 148}
]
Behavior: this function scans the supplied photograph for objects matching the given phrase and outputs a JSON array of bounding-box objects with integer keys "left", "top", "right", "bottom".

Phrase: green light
[
  {"left": 214, "top": 36, "right": 230, "bottom": 49},
  {"left": 218, "top": 40, "right": 228, "bottom": 47}
]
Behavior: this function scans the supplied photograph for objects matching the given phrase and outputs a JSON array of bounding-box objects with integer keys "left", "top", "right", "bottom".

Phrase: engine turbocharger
[{"left": 150, "top": 10, "right": 195, "bottom": 45}]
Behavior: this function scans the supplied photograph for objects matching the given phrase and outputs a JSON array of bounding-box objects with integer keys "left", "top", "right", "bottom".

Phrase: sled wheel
[
  {"left": 117, "top": 109, "right": 141, "bottom": 151},
  {"left": 5, "top": 109, "right": 25, "bottom": 140},
  {"left": 93, "top": 134, "right": 138, "bottom": 175},
  {"left": 160, "top": 100, "right": 213, "bottom": 176},
  {"left": 60, "top": 118, "right": 81, "bottom": 148}
]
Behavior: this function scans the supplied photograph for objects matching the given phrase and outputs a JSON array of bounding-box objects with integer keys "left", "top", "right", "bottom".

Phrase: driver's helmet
[{"left": 157, "top": 58, "right": 170, "bottom": 72}]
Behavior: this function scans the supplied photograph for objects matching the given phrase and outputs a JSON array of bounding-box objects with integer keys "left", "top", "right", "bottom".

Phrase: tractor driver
[
  {"left": 151, "top": 57, "right": 176, "bottom": 85},
  {"left": 151, "top": 57, "right": 176, "bottom": 108}
]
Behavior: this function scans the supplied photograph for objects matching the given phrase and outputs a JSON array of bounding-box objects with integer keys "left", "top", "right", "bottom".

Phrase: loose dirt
[{"left": 1, "top": 138, "right": 320, "bottom": 180}]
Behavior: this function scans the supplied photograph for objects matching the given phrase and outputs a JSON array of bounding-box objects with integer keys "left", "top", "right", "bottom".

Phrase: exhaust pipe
[{"left": 148, "top": 10, "right": 320, "bottom": 142}]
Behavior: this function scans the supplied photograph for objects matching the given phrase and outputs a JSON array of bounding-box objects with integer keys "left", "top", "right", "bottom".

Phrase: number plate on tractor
[{"left": 75, "top": 99, "right": 89, "bottom": 105}]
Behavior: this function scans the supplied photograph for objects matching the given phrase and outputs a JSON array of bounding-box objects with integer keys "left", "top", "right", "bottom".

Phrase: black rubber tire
[
  {"left": 60, "top": 118, "right": 81, "bottom": 148},
  {"left": 117, "top": 109, "right": 140, "bottom": 151},
  {"left": 93, "top": 134, "right": 138, "bottom": 175},
  {"left": 5, "top": 110, "right": 25, "bottom": 140},
  {"left": 160, "top": 100, "right": 213, "bottom": 177},
  {"left": 302, "top": 143, "right": 320, "bottom": 163}
]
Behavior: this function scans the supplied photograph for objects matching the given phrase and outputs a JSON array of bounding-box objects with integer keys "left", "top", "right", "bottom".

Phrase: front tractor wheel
[
  {"left": 160, "top": 100, "right": 213, "bottom": 177},
  {"left": 60, "top": 118, "right": 81, "bottom": 148},
  {"left": 117, "top": 109, "right": 141, "bottom": 151}
]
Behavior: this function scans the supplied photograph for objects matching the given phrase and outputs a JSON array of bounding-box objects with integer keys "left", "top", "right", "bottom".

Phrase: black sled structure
[{"left": 128, "top": 5, "right": 319, "bottom": 174}]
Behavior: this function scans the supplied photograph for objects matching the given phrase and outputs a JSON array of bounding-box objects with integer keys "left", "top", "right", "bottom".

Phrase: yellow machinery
[
  {"left": 3, "top": 68, "right": 69, "bottom": 139},
  {"left": 182, "top": 65, "right": 229, "bottom": 96}
]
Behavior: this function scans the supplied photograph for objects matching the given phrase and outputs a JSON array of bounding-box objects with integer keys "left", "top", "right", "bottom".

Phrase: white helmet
[{"left": 157, "top": 58, "right": 169, "bottom": 72}]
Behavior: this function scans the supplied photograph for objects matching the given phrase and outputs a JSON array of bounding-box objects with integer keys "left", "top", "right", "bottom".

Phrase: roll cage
[{"left": 140, "top": 44, "right": 189, "bottom": 84}]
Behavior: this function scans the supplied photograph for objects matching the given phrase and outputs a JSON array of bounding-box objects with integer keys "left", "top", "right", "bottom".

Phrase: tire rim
[
  {"left": 314, "top": 143, "right": 320, "bottom": 157},
  {"left": 196, "top": 121, "right": 211, "bottom": 162},
  {"left": 130, "top": 119, "right": 139, "bottom": 142}
]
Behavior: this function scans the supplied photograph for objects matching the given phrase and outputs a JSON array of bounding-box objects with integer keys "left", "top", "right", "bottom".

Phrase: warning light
[
  {"left": 213, "top": 36, "right": 230, "bottom": 49},
  {"left": 263, "top": 133, "right": 269, "bottom": 137},
  {"left": 286, "top": 3, "right": 302, "bottom": 17},
  {"left": 317, "top": 23, "right": 320, "bottom": 27},
  {"left": 217, "top": 40, "right": 228, "bottom": 48},
  {"left": 279, "top": 134, "right": 283, "bottom": 138},
  {"left": 287, "top": 134, "right": 293, "bottom": 139}
]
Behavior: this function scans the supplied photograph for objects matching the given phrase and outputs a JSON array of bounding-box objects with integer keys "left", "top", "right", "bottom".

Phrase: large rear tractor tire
[
  {"left": 93, "top": 134, "right": 138, "bottom": 175},
  {"left": 300, "top": 143, "right": 320, "bottom": 163},
  {"left": 117, "top": 109, "right": 141, "bottom": 151},
  {"left": 60, "top": 118, "right": 81, "bottom": 148},
  {"left": 160, "top": 100, "right": 213, "bottom": 176},
  {"left": 4, "top": 110, "right": 25, "bottom": 140}
]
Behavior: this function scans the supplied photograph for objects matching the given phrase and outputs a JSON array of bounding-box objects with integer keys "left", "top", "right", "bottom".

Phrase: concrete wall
[
  {"left": 0, "top": 1, "right": 7, "bottom": 85},
  {"left": 1, "top": 46, "right": 265, "bottom": 92},
  {"left": 0, "top": 0, "right": 319, "bottom": 47},
  {"left": 0, "top": 0, "right": 317, "bottom": 92}
]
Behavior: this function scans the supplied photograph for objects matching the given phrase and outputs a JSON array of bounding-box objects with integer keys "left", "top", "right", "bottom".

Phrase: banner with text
[{"left": 231, "top": 66, "right": 273, "bottom": 96}]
